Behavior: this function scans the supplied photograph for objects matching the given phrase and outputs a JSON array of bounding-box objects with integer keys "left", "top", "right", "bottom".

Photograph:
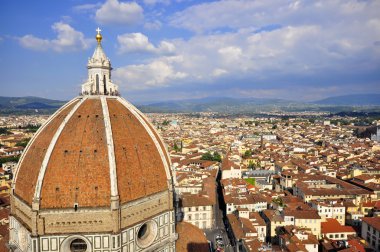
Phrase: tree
[
  {"left": 18, "top": 124, "right": 40, "bottom": 132},
  {"left": 201, "top": 151, "right": 221, "bottom": 162},
  {"left": 0, "top": 128, "right": 11, "bottom": 135},
  {"left": 243, "top": 150, "right": 252, "bottom": 158},
  {"left": 272, "top": 197, "right": 285, "bottom": 208},
  {"left": 247, "top": 160, "right": 255, "bottom": 169},
  {"left": 201, "top": 152, "right": 213, "bottom": 161},
  {"left": 213, "top": 151, "right": 222, "bottom": 162},
  {"left": 173, "top": 142, "right": 180, "bottom": 153},
  {"left": 162, "top": 120, "right": 170, "bottom": 126},
  {"left": 15, "top": 138, "right": 30, "bottom": 147},
  {"left": 0, "top": 156, "right": 20, "bottom": 165}
]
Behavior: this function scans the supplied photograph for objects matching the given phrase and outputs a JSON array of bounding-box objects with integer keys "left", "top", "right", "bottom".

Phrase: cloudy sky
[{"left": 1, "top": 0, "right": 380, "bottom": 103}]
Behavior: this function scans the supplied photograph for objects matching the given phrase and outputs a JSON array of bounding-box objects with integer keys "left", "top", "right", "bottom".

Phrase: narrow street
[{"left": 205, "top": 179, "right": 234, "bottom": 252}]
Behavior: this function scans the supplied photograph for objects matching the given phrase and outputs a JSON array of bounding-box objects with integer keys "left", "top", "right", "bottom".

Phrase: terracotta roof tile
[
  {"left": 41, "top": 98, "right": 110, "bottom": 208},
  {"left": 176, "top": 222, "right": 209, "bottom": 252},
  {"left": 14, "top": 97, "right": 171, "bottom": 209},
  {"left": 15, "top": 99, "right": 79, "bottom": 205},
  {"left": 108, "top": 99, "right": 168, "bottom": 204},
  {"left": 362, "top": 216, "right": 380, "bottom": 231},
  {"left": 321, "top": 218, "right": 356, "bottom": 234}
]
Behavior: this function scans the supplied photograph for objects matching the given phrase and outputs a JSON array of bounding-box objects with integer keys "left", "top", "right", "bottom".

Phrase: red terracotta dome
[{"left": 13, "top": 96, "right": 172, "bottom": 210}]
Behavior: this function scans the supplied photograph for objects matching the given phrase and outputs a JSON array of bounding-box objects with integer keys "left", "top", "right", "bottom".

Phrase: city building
[
  {"left": 279, "top": 226, "right": 319, "bottom": 252},
  {"left": 361, "top": 217, "right": 380, "bottom": 251},
  {"left": 180, "top": 194, "right": 214, "bottom": 229},
  {"left": 310, "top": 200, "right": 346, "bottom": 225},
  {"left": 321, "top": 218, "right": 356, "bottom": 241}
]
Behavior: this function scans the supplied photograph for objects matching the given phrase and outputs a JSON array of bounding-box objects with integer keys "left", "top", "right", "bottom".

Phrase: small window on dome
[
  {"left": 136, "top": 221, "right": 157, "bottom": 248},
  {"left": 70, "top": 238, "right": 87, "bottom": 252}
]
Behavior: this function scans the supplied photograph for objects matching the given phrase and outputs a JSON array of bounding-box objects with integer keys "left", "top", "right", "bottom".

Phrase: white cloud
[
  {"left": 158, "top": 41, "right": 176, "bottom": 53},
  {"left": 117, "top": 33, "right": 155, "bottom": 53},
  {"left": 169, "top": 0, "right": 380, "bottom": 33},
  {"left": 144, "top": 20, "right": 162, "bottom": 30},
  {"left": 212, "top": 68, "right": 228, "bottom": 77},
  {"left": 73, "top": 3, "right": 102, "bottom": 12},
  {"left": 117, "top": 32, "right": 176, "bottom": 54},
  {"left": 114, "top": 0, "right": 380, "bottom": 99},
  {"left": 143, "top": 0, "right": 170, "bottom": 6},
  {"left": 218, "top": 46, "right": 243, "bottom": 63},
  {"left": 95, "top": 0, "right": 143, "bottom": 25},
  {"left": 115, "top": 20, "right": 380, "bottom": 92},
  {"left": 114, "top": 59, "right": 187, "bottom": 89},
  {"left": 19, "top": 22, "right": 91, "bottom": 52}
]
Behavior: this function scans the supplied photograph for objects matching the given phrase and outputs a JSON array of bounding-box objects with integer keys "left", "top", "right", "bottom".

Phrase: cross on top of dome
[{"left": 96, "top": 27, "right": 102, "bottom": 44}]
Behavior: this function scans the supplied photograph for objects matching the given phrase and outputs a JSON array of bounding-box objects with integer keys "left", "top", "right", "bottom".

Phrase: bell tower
[{"left": 81, "top": 28, "right": 119, "bottom": 96}]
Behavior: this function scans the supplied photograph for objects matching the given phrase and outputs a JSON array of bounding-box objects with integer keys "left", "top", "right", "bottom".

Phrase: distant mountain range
[
  {"left": 0, "top": 94, "right": 379, "bottom": 115},
  {"left": 313, "top": 94, "right": 380, "bottom": 106},
  {"left": 138, "top": 96, "right": 302, "bottom": 113},
  {"left": 139, "top": 94, "right": 380, "bottom": 113},
  {"left": 0, "top": 96, "right": 66, "bottom": 115}
]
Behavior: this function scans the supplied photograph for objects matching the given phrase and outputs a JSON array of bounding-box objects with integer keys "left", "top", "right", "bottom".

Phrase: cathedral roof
[{"left": 14, "top": 95, "right": 172, "bottom": 209}]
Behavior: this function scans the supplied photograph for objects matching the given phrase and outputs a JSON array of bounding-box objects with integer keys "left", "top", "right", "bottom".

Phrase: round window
[
  {"left": 70, "top": 238, "right": 87, "bottom": 252},
  {"left": 137, "top": 221, "right": 158, "bottom": 248}
]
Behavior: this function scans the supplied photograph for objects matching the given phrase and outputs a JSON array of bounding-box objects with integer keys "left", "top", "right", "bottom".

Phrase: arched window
[
  {"left": 96, "top": 74, "right": 99, "bottom": 94},
  {"left": 136, "top": 221, "right": 158, "bottom": 248},
  {"left": 70, "top": 239, "right": 87, "bottom": 252},
  {"left": 103, "top": 75, "right": 107, "bottom": 94}
]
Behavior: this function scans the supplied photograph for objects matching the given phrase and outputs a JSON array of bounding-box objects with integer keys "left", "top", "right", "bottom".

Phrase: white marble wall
[{"left": 10, "top": 211, "right": 176, "bottom": 252}]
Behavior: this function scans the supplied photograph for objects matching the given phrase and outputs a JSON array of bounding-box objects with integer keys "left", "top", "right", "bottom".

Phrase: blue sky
[{"left": 1, "top": 0, "right": 380, "bottom": 103}]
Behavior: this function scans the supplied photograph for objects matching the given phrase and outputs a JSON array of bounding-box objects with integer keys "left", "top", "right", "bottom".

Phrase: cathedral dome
[
  {"left": 13, "top": 95, "right": 172, "bottom": 209},
  {"left": 10, "top": 28, "right": 176, "bottom": 252}
]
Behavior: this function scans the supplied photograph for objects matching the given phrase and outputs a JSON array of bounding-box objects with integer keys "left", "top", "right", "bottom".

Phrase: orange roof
[
  {"left": 181, "top": 194, "right": 214, "bottom": 207},
  {"left": 176, "top": 222, "right": 209, "bottom": 252},
  {"left": 14, "top": 96, "right": 171, "bottom": 209},
  {"left": 347, "top": 240, "right": 365, "bottom": 252},
  {"left": 14, "top": 100, "right": 79, "bottom": 206},
  {"left": 321, "top": 219, "right": 356, "bottom": 234},
  {"left": 362, "top": 216, "right": 380, "bottom": 230}
]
